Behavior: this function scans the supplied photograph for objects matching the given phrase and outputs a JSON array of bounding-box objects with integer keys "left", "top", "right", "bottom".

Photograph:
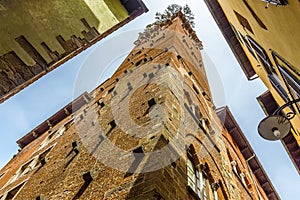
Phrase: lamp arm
[{"left": 273, "top": 98, "right": 300, "bottom": 119}]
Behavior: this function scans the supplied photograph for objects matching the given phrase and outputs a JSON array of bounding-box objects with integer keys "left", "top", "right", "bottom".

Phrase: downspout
[{"left": 246, "top": 154, "right": 262, "bottom": 200}]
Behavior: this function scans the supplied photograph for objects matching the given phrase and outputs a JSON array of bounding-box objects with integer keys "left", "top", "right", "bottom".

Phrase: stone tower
[{"left": 0, "top": 12, "right": 279, "bottom": 200}]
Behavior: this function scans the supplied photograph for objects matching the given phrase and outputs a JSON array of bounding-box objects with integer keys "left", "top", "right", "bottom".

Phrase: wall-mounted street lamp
[
  {"left": 261, "top": 0, "right": 288, "bottom": 9},
  {"left": 258, "top": 99, "right": 300, "bottom": 141}
]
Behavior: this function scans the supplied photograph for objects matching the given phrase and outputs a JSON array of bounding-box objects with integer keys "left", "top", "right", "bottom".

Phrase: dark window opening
[
  {"left": 148, "top": 98, "right": 156, "bottom": 107},
  {"left": 19, "top": 160, "right": 32, "bottom": 177},
  {"left": 234, "top": 11, "right": 254, "bottom": 34},
  {"left": 36, "top": 195, "right": 46, "bottom": 200},
  {"left": 79, "top": 115, "right": 84, "bottom": 121},
  {"left": 106, "top": 120, "right": 117, "bottom": 136},
  {"left": 135, "top": 50, "right": 142, "bottom": 55},
  {"left": 72, "top": 172, "right": 93, "bottom": 200},
  {"left": 109, "top": 120, "right": 116, "bottom": 129},
  {"left": 195, "top": 105, "right": 202, "bottom": 120},
  {"left": 148, "top": 72, "right": 154, "bottom": 79},
  {"left": 193, "top": 84, "right": 200, "bottom": 95},
  {"left": 5, "top": 182, "right": 24, "bottom": 200},
  {"left": 97, "top": 100, "right": 105, "bottom": 108},
  {"left": 127, "top": 82, "right": 133, "bottom": 91},
  {"left": 72, "top": 141, "right": 79, "bottom": 153},
  {"left": 242, "top": 0, "right": 268, "bottom": 30},
  {"left": 35, "top": 147, "right": 52, "bottom": 168},
  {"left": 171, "top": 160, "right": 177, "bottom": 168},
  {"left": 65, "top": 142, "right": 79, "bottom": 168},
  {"left": 0, "top": 172, "right": 5, "bottom": 179},
  {"left": 66, "top": 141, "right": 79, "bottom": 157},
  {"left": 135, "top": 59, "right": 142, "bottom": 66},
  {"left": 124, "top": 147, "right": 144, "bottom": 177},
  {"left": 107, "top": 87, "right": 115, "bottom": 94}
]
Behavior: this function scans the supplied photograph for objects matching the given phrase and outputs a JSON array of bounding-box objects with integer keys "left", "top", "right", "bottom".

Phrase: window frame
[
  {"left": 234, "top": 10, "right": 254, "bottom": 34},
  {"left": 187, "top": 154, "right": 207, "bottom": 200},
  {"left": 261, "top": 0, "right": 288, "bottom": 6},
  {"left": 272, "top": 51, "right": 300, "bottom": 113},
  {"left": 245, "top": 36, "right": 274, "bottom": 74},
  {"left": 3, "top": 181, "right": 26, "bottom": 200}
]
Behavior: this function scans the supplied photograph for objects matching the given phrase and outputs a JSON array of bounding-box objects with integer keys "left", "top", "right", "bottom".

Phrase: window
[
  {"left": 279, "top": 67, "right": 300, "bottom": 97},
  {"left": 268, "top": 74, "right": 289, "bottom": 101},
  {"left": 242, "top": 38, "right": 291, "bottom": 102},
  {"left": 187, "top": 157, "right": 207, "bottom": 199},
  {"left": 272, "top": 51, "right": 300, "bottom": 112},
  {"left": 246, "top": 36, "right": 274, "bottom": 74},
  {"left": 35, "top": 147, "right": 53, "bottom": 168},
  {"left": 242, "top": 0, "right": 267, "bottom": 30},
  {"left": 272, "top": 51, "right": 300, "bottom": 98},
  {"left": 4, "top": 182, "right": 25, "bottom": 200},
  {"left": 234, "top": 11, "right": 254, "bottom": 34},
  {"left": 39, "top": 128, "right": 63, "bottom": 150},
  {"left": 230, "top": 23, "right": 243, "bottom": 43},
  {"left": 261, "top": 0, "right": 288, "bottom": 6},
  {"left": 240, "top": 35, "right": 257, "bottom": 61},
  {"left": 200, "top": 117, "right": 209, "bottom": 132},
  {"left": 13, "top": 161, "right": 32, "bottom": 182},
  {"left": 0, "top": 171, "right": 5, "bottom": 179}
]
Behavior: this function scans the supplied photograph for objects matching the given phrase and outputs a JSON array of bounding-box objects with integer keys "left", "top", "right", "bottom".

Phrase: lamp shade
[{"left": 258, "top": 115, "right": 291, "bottom": 141}]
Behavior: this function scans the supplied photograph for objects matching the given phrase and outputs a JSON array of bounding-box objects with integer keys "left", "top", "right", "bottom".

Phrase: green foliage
[
  {"left": 134, "top": 4, "right": 195, "bottom": 45},
  {"left": 155, "top": 4, "right": 195, "bottom": 28}
]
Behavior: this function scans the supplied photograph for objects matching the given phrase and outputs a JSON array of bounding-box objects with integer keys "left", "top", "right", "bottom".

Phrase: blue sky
[{"left": 0, "top": 0, "right": 299, "bottom": 199}]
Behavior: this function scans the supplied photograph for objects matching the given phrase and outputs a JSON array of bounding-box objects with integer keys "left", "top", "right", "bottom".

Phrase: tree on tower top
[
  {"left": 134, "top": 4, "right": 195, "bottom": 46},
  {"left": 155, "top": 4, "right": 195, "bottom": 28}
]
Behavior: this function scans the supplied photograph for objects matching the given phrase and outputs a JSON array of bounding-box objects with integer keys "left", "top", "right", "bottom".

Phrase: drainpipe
[{"left": 246, "top": 154, "right": 262, "bottom": 200}]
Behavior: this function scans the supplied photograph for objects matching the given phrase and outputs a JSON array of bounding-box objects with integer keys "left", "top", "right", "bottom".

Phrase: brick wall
[{"left": 0, "top": 13, "right": 274, "bottom": 200}]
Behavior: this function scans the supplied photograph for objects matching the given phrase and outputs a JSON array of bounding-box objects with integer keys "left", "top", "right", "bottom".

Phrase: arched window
[{"left": 187, "top": 147, "right": 207, "bottom": 200}]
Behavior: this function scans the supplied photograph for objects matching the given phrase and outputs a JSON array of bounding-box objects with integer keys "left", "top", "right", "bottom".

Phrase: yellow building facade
[
  {"left": 204, "top": 0, "right": 300, "bottom": 173},
  {"left": 0, "top": 0, "right": 148, "bottom": 103}
]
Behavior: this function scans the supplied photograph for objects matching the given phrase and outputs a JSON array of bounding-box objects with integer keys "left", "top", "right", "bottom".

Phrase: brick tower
[{"left": 0, "top": 12, "right": 279, "bottom": 200}]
